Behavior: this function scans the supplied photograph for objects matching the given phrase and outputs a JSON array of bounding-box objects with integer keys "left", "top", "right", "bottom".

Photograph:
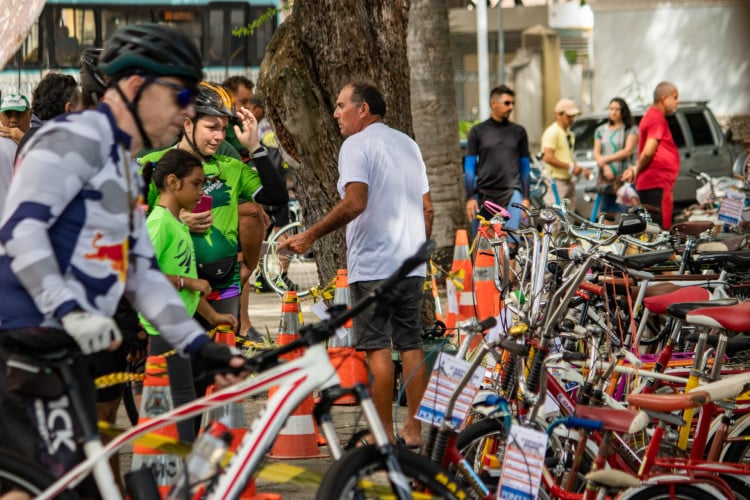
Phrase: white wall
[{"left": 591, "top": 1, "right": 750, "bottom": 116}]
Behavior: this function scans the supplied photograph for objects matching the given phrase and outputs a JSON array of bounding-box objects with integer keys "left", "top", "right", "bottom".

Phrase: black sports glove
[{"left": 191, "top": 342, "right": 244, "bottom": 379}]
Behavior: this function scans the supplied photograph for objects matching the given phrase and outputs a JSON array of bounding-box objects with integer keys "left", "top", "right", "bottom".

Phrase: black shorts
[{"left": 349, "top": 277, "right": 424, "bottom": 351}]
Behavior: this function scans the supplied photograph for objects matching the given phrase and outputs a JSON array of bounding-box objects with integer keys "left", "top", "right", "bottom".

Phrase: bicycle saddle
[
  {"left": 670, "top": 220, "right": 716, "bottom": 237},
  {"left": 666, "top": 298, "right": 739, "bottom": 320},
  {"left": 0, "top": 328, "right": 78, "bottom": 356},
  {"left": 693, "top": 250, "right": 750, "bottom": 268},
  {"left": 601, "top": 249, "right": 675, "bottom": 270},
  {"left": 686, "top": 300, "right": 750, "bottom": 333},
  {"left": 643, "top": 286, "right": 711, "bottom": 315}
]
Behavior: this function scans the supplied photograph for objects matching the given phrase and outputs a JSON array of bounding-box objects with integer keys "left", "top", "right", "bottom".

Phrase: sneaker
[
  {"left": 242, "top": 326, "right": 264, "bottom": 343},
  {"left": 253, "top": 275, "right": 272, "bottom": 293}
]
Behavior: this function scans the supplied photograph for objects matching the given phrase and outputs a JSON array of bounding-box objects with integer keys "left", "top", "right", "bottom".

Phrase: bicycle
[
  {"left": 260, "top": 198, "right": 320, "bottom": 298},
  {"left": 0, "top": 241, "right": 469, "bottom": 500}
]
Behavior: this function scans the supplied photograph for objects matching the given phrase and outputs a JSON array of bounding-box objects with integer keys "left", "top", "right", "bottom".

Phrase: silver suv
[{"left": 570, "top": 101, "right": 739, "bottom": 219}]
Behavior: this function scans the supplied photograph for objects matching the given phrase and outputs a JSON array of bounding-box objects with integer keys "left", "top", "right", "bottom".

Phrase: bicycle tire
[
  {"left": 0, "top": 448, "right": 79, "bottom": 499},
  {"left": 455, "top": 417, "right": 507, "bottom": 494},
  {"left": 618, "top": 482, "right": 724, "bottom": 500},
  {"left": 315, "top": 444, "right": 469, "bottom": 500},
  {"left": 261, "top": 221, "right": 318, "bottom": 298}
]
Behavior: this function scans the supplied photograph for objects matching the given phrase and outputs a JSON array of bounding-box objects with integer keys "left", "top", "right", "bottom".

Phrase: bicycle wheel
[
  {"left": 316, "top": 445, "right": 468, "bottom": 500},
  {"left": 261, "top": 222, "right": 318, "bottom": 298},
  {"left": 0, "top": 449, "right": 79, "bottom": 499},
  {"left": 455, "top": 417, "right": 507, "bottom": 494}
]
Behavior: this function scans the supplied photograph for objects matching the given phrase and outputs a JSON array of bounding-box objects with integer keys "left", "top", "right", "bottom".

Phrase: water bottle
[{"left": 166, "top": 418, "right": 232, "bottom": 500}]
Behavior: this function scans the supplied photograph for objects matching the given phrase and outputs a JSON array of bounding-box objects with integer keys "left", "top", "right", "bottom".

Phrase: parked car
[{"left": 570, "top": 101, "right": 739, "bottom": 220}]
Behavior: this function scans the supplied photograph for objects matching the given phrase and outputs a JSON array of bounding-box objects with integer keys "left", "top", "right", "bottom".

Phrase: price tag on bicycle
[
  {"left": 415, "top": 352, "right": 482, "bottom": 427},
  {"left": 718, "top": 189, "right": 746, "bottom": 226},
  {"left": 497, "top": 425, "right": 548, "bottom": 500}
]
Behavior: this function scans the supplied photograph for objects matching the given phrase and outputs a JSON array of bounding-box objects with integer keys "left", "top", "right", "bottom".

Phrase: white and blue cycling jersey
[{"left": 0, "top": 103, "right": 207, "bottom": 356}]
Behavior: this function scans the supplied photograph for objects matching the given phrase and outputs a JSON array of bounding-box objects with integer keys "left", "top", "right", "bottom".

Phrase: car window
[
  {"left": 683, "top": 111, "right": 715, "bottom": 147},
  {"left": 666, "top": 115, "right": 686, "bottom": 148},
  {"left": 571, "top": 118, "right": 606, "bottom": 152}
]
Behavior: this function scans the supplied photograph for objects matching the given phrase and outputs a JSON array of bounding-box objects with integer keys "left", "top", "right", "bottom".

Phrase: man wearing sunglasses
[
  {"left": 464, "top": 84, "right": 531, "bottom": 235},
  {"left": 0, "top": 23, "right": 246, "bottom": 490}
]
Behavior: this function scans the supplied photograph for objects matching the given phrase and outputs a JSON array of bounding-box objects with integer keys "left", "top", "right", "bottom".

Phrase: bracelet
[
  {"left": 177, "top": 276, "right": 184, "bottom": 290},
  {"left": 568, "top": 163, "right": 575, "bottom": 175}
]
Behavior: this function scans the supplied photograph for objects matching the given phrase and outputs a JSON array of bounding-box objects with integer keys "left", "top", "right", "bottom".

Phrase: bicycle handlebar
[{"left": 245, "top": 240, "right": 436, "bottom": 373}]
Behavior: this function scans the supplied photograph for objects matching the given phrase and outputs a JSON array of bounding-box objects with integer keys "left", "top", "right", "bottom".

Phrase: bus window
[
  {"left": 53, "top": 8, "right": 95, "bottom": 66},
  {"left": 207, "top": 7, "right": 249, "bottom": 67},
  {"left": 248, "top": 6, "right": 275, "bottom": 67},
  {"left": 102, "top": 8, "right": 157, "bottom": 41}
]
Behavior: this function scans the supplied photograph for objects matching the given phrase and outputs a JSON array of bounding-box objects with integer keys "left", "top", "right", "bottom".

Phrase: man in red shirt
[{"left": 621, "top": 81, "right": 680, "bottom": 228}]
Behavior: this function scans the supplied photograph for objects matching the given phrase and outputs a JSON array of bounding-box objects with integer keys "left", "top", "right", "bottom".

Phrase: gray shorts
[{"left": 349, "top": 277, "right": 424, "bottom": 351}]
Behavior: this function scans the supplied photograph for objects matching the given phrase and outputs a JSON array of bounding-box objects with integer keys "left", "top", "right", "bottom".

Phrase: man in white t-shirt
[{"left": 281, "top": 81, "right": 434, "bottom": 448}]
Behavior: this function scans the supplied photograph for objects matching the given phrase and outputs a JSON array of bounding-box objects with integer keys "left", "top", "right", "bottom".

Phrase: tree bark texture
[
  {"left": 408, "top": 0, "right": 466, "bottom": 269},
  {"left": 256, "top": 1, "right": 412, "bottom": 285}
]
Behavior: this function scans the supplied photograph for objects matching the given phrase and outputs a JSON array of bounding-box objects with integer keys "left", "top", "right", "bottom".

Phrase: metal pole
[
  {"left": 498, "top": 2, "right": 505, "bottom": 84},
  {"left": 477, "top": 0, "right": 489, "bottom": 119}
]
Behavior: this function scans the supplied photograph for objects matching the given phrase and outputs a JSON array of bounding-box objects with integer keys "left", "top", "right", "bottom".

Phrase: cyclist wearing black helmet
[
  {"left": 0, "top": 23, "right": 246, "bottom": 487},
  {"left": 142, "top": 82, "right": 287, "bottom": 335}
]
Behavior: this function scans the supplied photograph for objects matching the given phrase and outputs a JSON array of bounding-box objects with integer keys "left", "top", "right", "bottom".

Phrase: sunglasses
[
  {"left": 151, "top": 78, "right": 196, "bottom": 109},
  {"left": 502, "top": 100, "right": 514, "bottom": 106}
]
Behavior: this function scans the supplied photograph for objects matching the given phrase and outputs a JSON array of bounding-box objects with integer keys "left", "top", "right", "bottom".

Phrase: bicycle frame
[{"left": 38, "top": 343, "right": 340, "bottom": 500}]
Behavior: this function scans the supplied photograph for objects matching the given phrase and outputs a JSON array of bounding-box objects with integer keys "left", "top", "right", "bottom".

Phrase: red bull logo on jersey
[{"left": 84, "top": 233, "right": 128, "bottom": 281}]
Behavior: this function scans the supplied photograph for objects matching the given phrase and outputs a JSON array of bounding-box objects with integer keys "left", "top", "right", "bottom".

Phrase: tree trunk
[
  {"left": 256, "top": 0, "right": 412, "bottom": 286},
  {"left": 408, "top": 0, "right": 466, "bottom": 269}
]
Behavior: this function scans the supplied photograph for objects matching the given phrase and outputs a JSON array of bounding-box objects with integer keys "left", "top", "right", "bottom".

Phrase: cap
[
  {"left": 0, "top": 94, "right": 30, "bottom": 113},
  {"left": 554, "top": 98, "right": 581, "bottom": 116}
]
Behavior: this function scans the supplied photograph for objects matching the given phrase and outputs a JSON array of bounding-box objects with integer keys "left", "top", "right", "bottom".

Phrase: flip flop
[{"left": 395, "top": 434, "right": 421, "bottom": 450}]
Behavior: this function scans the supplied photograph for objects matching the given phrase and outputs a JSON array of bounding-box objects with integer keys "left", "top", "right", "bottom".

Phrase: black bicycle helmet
[
  {"left": 194, "top": 82, "right": 235, "bottom": 118},
  {"left": 98, "top": 23, "right": 203, "bottom": 85},
  {"left": 79, "top": 48, "right": 107, "bottom": 99}
]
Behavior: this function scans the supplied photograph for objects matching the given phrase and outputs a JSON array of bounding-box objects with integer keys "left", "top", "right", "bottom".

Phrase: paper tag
[
  {"left": 718, "top": 189, "right": 746, "bottom": 226},
  {"left": 446, "top": 279, "right": 458, "bottom": 314},
  {"left": 416, "top": 352, "right": 482, "bottom": 428},
  {"left": 309, "top": 301, "right": 348, "bottom": 338},
  {"left": 497, "top": 425, "right": 548, "bottom": 500}
]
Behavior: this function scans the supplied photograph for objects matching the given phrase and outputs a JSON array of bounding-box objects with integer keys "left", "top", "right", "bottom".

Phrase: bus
[{"left": 0, "top": 0, "right": 280, "bottom": 95}]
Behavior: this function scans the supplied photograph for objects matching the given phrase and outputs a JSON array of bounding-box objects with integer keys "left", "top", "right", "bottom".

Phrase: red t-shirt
[{"left": 635, "top": 106, "right": 679, "bottom": 190}]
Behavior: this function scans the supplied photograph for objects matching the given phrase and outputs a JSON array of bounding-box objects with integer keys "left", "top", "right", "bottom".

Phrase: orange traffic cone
[
  {"left": 268, "top": 292, "right": 327, "bottom": 458},
  {"left": 472, "top": 238, "right": 501, "bottom": 350},
  {"left": 131, "top": 355, "right": 183, "bottom": 498},
  {"left": 326, "top": 269, "right": 368, "bottom": 405},
  {"left": 202, "top": 325, "right": 246, "bottom": 437},
  {"left": 445, "top": 230, "right": 475, "bottom": 341}
]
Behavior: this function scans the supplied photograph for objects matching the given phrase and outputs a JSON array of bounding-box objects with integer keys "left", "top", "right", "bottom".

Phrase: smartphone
[{"left": 192, "top": 195, "right": 213, "bottom": 213}]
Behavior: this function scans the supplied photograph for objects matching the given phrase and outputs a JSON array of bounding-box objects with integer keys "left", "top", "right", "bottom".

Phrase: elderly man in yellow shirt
[{"left": 541, "top": 98, "right": 590, "bottom": 212}]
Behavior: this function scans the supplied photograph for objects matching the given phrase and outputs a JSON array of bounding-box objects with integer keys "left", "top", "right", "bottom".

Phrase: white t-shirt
[{"left": 337, "top": 122, "right": 429, "bottom": 283}]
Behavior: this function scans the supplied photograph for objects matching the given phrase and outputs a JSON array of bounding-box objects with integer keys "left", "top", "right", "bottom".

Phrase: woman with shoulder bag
[{"left": 593, "top": 97, "right": 638, "bottom": 219}]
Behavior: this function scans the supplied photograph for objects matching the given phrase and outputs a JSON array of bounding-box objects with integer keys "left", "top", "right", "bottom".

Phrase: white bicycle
[
  {"left": 261, "top": 198, "right": 319, "bottom": 298},
  {"left": 0, "top": 241, "right": 468, "bottom": 500}
]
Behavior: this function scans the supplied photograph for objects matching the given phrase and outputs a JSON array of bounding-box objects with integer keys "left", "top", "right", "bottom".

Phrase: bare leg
[
  {"left": 364, "top": 348, "right": 396, "bottom": 442},
  {"left": 398, "top": 348, "right": 427, "bottom": 446},
  {"left": 237, "top": 202, "right": 267, "bottom": 336},
  {"left": 237, "top": 202, "right": 265, "bottom": 270},
  {"left": 239, "top": 262, "right": 252, "bottom": 334}
]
